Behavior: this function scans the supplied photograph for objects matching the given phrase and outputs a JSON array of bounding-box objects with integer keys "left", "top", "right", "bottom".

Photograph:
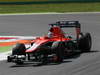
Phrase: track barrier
[{"left": 0, "top": 0, "right": 99, "bottom": 4}]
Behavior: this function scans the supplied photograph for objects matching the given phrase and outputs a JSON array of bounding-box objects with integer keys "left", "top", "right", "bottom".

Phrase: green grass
[
  {"left": 0, "top": 2, "right": 100, "bottom": 13},
  {"left": 0, "top": 0, "right": 47, "bottom": 2},
  {"left": 0, "top": 46, "right": 12, "bottom": 52}
]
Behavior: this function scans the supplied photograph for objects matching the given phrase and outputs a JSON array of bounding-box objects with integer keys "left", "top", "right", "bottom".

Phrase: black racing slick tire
[
  {"left": 78, "top": 33, "right": 92, "bottom": 52},
  {"left": 7, "top": 56, "right": 12, "bottom": 62},
  {"left": 12, "top": 43, "right": 26, "bottom": 55},
  {"left": 51, "top": 41, "right": 65, "bottom": 62}
]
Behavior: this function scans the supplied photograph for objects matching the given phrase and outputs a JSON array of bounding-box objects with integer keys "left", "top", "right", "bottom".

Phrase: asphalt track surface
[{"left": 0, "top": 13, "right": 100, "bottom": 75}]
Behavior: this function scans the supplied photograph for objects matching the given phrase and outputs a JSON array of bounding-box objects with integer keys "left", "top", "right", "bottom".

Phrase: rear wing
[
  {"left": 50, "top": 21, "right": 81, "bottom": 28},
  {"left": 49, "top": 21, "right": 81, "bottom": 39}
]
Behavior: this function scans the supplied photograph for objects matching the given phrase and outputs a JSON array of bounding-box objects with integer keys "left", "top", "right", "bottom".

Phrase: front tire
[
  {"left": 7, "top": 56, "right": 12, "bottom": 62},
  {"left": 11, "top": 43, "right": 26, "bottom": 65},
  {"left": 12, "top": 43, "right": 26, "bottom": 55},
  {"left": 51, "top": 41, "right": 65, "bottom": 62}
]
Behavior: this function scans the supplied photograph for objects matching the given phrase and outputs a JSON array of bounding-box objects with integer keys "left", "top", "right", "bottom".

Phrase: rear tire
[{"left": 78, "top": 33, "right": 92, "bottom": 52}]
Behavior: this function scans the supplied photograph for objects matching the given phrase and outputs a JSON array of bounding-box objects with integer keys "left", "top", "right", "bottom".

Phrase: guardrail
[{"left": 0, "top": 0, "right": 99, "bottom": 4}]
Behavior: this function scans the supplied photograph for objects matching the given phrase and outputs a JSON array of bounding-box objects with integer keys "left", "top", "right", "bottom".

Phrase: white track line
[
  {"left": 0, "top": 12, "right": 100, "bottom": 16},
  {"left": 0, "top": 36, "right": 37, "bottom": 42}
]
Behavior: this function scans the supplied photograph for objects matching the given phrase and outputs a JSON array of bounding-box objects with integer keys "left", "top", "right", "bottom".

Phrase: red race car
[{"left": 7, "top": 21, "right": 92, "bottom": 65}]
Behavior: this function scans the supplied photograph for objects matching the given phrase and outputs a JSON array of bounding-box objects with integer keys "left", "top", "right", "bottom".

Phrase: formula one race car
[{"left": 7, "top": 21, "right": 92, "bottom": 65}]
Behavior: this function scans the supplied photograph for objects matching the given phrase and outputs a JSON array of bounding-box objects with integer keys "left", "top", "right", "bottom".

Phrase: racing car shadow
[
  {"left": 10, "top": 59, "right": 73, "bottom": 68},
  {"left": 10, "top": 50, "right": 99, "bottom": 68},
  {"left": 10, "top": 61, "right": 72, "bottom": 68},
  {"left": 83, "top": 50, "right": 99, "bottom": 53}
]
